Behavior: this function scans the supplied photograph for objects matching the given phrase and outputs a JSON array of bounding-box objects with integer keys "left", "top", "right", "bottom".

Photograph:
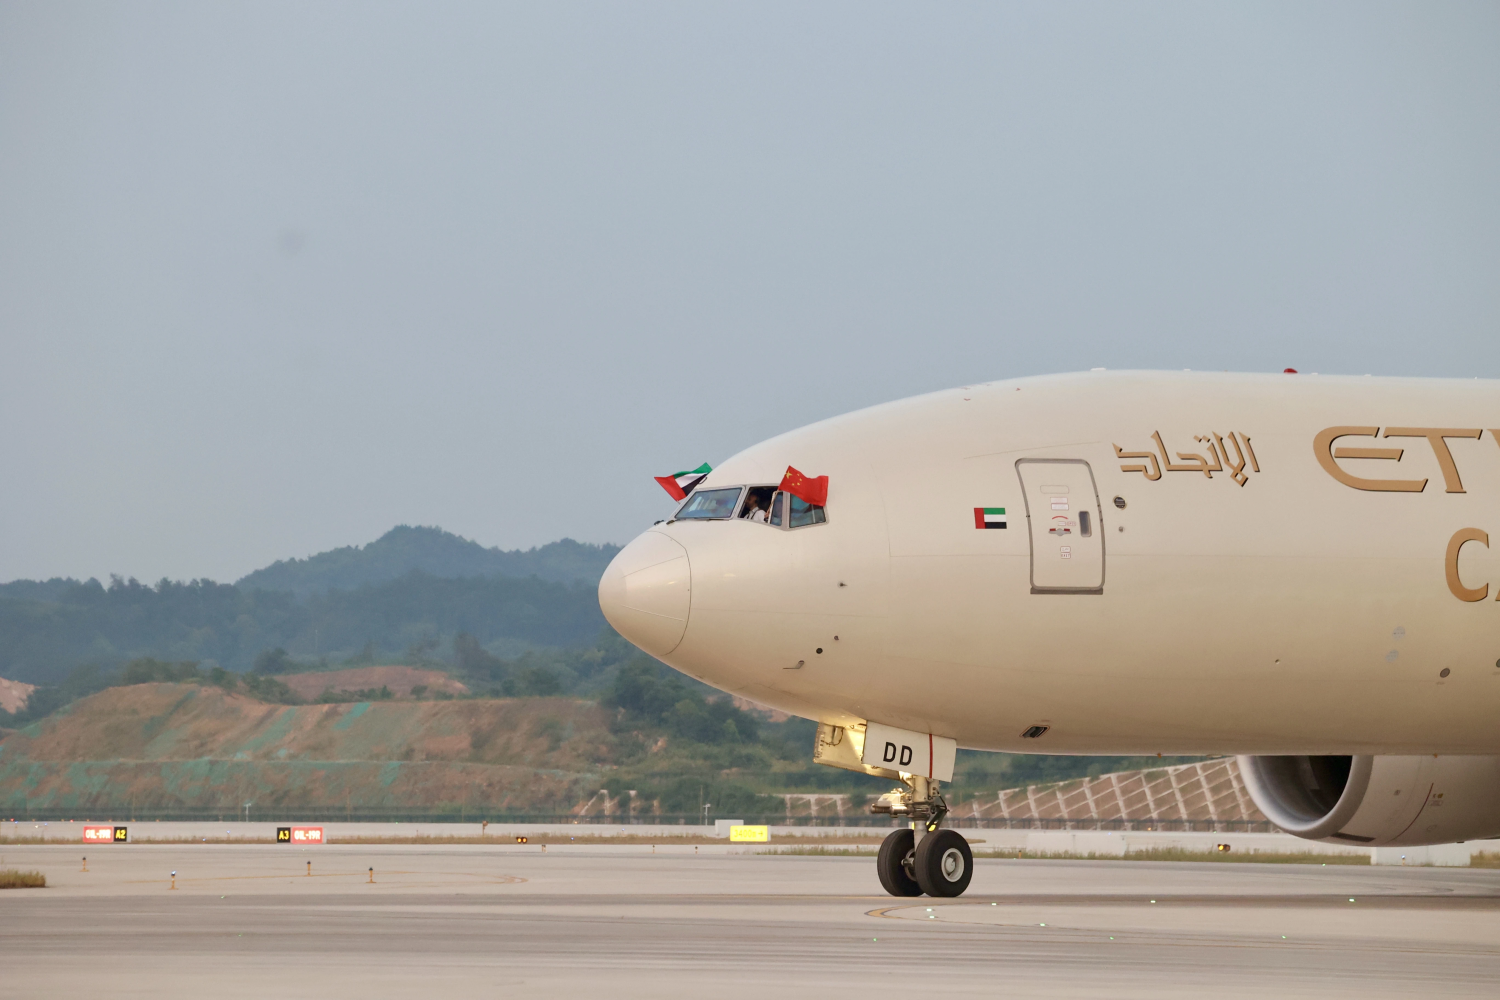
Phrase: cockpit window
[
  {"left": 788, "top": 495, "right": 827, "bottom": 527},
  {"left": 738, "top": 486, "right": 776, "bottom": 523},
  {"left": 675, "top": 487, "right": 743, "bottom": 520},
  {"left": 672, "top": 484, "right": 826, "bottom": 528}
]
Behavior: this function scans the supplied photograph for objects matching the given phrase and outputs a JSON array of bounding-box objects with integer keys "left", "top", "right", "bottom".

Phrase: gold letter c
[{"left": 1445, "top": 528, "right": 1489, "bottom": 602}]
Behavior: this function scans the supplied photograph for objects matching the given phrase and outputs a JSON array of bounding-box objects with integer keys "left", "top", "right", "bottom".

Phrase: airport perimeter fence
[{"left": 2, "top": 805, "right": 1281, "bottom": 834}]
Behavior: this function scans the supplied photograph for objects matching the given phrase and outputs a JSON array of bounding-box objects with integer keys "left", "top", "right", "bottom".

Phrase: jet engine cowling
[{"left": 1238, "top": 754, "right": 1500, "bottom": 847}]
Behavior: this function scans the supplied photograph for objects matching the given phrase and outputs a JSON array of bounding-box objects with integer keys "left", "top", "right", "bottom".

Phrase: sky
[{"left": 1, "top": 1, "right": 1498, "bottom": 584}]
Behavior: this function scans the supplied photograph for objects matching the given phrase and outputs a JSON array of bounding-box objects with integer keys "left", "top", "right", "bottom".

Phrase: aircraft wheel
[
  {"left": 876, "top": 828, "right": 922, "bottom": 896},
  {"left": 913, "top": 829, "right": 972, "bottom": 897}
]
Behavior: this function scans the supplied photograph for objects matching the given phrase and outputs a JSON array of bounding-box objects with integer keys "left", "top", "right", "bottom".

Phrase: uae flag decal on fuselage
[{"left": 974, "top": 507, "right": 1007, "bottom": 529}]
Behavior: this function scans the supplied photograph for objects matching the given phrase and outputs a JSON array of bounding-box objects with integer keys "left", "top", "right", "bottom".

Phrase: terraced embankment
[{"left": 0, "top": 683, "right": 618, "bottom": 815}]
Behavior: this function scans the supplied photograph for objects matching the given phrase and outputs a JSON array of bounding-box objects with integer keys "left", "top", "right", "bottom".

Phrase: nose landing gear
[
  {"left": 813, "top": 722, "right": 973, "bottom": 897},
  {"left": 871, "top": 773, "right": 973, "bottom": 897}
]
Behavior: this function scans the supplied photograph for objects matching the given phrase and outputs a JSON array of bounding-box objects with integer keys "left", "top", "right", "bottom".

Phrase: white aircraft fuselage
[{"left": 600, "top": 370, "right": 1500, "bottom": 758}]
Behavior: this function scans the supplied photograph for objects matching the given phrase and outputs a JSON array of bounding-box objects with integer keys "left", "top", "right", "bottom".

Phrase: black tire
[
  {"left": 876, "top": 828, "right": 922, "bottom": 896},
  {"left": 913, "top": 829, "right": 973, "bottom": 897}
]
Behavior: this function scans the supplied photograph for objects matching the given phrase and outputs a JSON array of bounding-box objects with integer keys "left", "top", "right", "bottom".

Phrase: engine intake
[{"left": 1238, "top": 754, "right": 1500, "bottom": 847}]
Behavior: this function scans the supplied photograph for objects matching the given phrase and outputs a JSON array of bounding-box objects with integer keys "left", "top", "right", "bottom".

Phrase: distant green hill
[
  {"left": 0, "top": 527, "right": 620, "bottom": 687},
  {"left": 0, "top": 571, "right": 608, "bottom": 687},
  {"left": 0, "top": 578, "right": 77, "bottom": 603},
  {"left": 236, "top": 526, "right": 620, "bottom": 596}
]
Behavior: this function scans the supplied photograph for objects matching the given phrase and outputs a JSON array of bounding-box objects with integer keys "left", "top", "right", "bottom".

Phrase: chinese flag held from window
[{"left": 779, "top": 466, "right": 829, "bottom": 506}]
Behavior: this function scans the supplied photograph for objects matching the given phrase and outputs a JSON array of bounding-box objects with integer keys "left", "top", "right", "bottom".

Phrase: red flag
[{"left": 778, "top": 466, "right": 828, "bottom": 506}]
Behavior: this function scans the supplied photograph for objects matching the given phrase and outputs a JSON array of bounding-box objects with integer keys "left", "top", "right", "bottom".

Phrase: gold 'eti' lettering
[
  {"left": 1383, "top": 428, "right": 1483, "bottom": 493},
  {"left": 1445, "top": 528, "right": 1490, "bottom": 602},
  {"left": 1316, "top": 426, "right": 1486, "bottom": 493},
  {"left": 1314, "top": 427, "right": 1426, "bottom": 492}
]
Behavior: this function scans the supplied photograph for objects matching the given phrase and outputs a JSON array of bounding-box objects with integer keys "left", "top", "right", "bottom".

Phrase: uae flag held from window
[
  {"left": 779, "top": 466, "right": 829, "bottom": 506},
  {"left": 973, "top": 507, "right": 1007, "bottom": 529},
  {"left": 654, "top": 463, "right": 713, "bottom": 501}
]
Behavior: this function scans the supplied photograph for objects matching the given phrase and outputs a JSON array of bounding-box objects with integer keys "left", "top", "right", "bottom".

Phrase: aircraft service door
[{"left": 1016, "top": 459, "right": 1105, "bottom": 594}]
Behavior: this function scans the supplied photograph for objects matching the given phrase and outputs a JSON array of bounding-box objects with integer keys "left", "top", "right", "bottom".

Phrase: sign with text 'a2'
[
  {"left": 860, "top": 722, "right": 956, "bottom": 782},
  {"left": 83, "top": 825, "right": 127, "bottom": 843}
]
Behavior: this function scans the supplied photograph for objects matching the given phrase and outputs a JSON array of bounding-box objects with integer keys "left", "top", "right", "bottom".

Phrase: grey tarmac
[{"left": 2, "top": 843, "right": 1498, "bottom": 998}]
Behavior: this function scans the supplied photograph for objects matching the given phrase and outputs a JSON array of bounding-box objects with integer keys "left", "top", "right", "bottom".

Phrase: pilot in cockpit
[
  {"left": 741, "top": 494, "right": 768, "bottom": 522},
  {"left": 740, "top": 486, "right": 775, "bottom": 523}
]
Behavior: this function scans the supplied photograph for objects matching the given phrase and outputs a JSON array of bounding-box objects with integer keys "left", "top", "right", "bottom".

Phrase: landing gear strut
[
  {"left": 812, "top": 722, "right": 973, "bottom": 898},
  {"left": 871, "top": 774, "right": 973, "bottom": 897}
]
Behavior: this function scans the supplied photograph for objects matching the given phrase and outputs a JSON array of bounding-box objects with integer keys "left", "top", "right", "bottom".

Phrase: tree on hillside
[
  {"left": 405, "top": 635, "right": 440, "bottom": 665},
  {"left": 121, "top": 658, "right": 202, "bottom": 685},
  {"left": 502, "top": 667, "right": 561, "bottom": 697},
  {"left": 453, "top": 632, "right": 506, "bottom": 680},
  {"left": 254, "top": 647, "right": 295, "bottom": 675},
  {"left": 605, "top": 660, "right": 759, "bottom": 744}
]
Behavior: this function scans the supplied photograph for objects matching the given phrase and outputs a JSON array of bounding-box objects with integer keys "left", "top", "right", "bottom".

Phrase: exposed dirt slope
[
  {"left": 0, "top": 683, "right": 619, "bottom": 813},
  {"left": 4, "top": 683, "right": 611, "bottom": 766},
  {"left": 0, "top": 675, "right": 35, "bottom": 714},
  {"left": 277, "top": 666, "right": 469, "bottom": 700}
]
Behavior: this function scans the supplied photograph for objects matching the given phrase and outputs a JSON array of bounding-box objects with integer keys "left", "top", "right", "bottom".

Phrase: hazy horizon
[
  {"left": 3, "top": 2, "right": 1498, "bottom": 583},
  {"left": 0, "top": 522, "right": 615, "bottom": 587}
]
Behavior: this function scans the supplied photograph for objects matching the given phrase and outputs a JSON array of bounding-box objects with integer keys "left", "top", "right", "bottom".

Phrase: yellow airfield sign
[{"left": 728, "top": 825, "right": 769, "bottom": 843}]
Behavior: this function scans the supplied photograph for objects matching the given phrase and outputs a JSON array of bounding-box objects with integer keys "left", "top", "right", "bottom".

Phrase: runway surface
[{"left": 3, "top": 843, "right": 1499, "bottom": 998}]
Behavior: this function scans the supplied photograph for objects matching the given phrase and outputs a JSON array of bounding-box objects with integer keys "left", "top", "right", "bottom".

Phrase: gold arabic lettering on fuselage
[{"left": 1113, "top": 431, "right": 1260, "bottom": 486}]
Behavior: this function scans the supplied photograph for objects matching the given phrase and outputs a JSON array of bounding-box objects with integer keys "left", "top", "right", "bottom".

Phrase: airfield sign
[
  {"left": 83, "top": 825, "right": 126, "bottom": 843},
  {"left": 277, "top": 826, "right": 325, "bottom": 844}
]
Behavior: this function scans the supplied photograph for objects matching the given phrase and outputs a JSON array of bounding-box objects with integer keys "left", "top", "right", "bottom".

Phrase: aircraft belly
[{"left": 866, "top": 550, "right": 1500, "bottom": 754}]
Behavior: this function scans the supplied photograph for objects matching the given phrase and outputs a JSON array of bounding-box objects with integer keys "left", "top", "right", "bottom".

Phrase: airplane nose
[{"left": 598, "top": 530, "right": 691, "bottom": 656}]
